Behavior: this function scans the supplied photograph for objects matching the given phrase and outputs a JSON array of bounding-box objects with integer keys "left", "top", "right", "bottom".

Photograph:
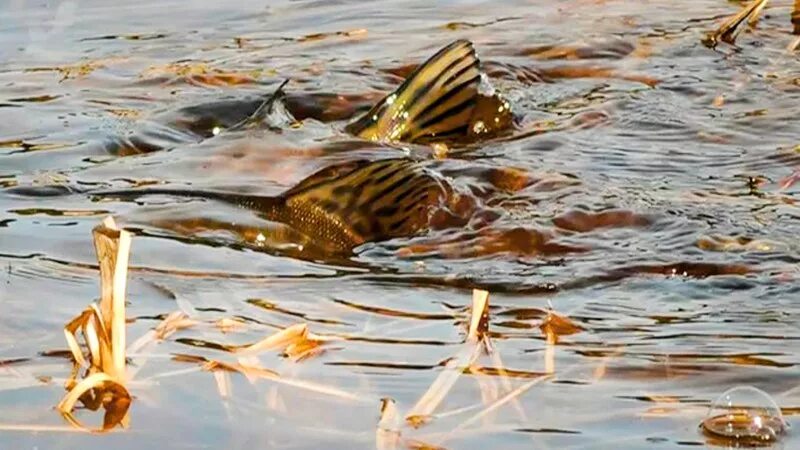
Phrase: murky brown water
[{"left": 1, "top": 0, "right": 799, "bottom": 448}]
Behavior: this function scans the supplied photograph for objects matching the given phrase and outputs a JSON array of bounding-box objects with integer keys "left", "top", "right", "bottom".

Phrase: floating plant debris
[{"left": 703, "top": 0, "right": 770, "bottom": 48}]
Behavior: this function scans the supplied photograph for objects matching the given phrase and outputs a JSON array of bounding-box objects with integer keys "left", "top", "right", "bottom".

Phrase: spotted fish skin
[
  {"left": 346, "top": 39, "right": 513, "bottom": 144},
  {"left": 94, "top": 158, "right": 450, "bottom": 253}
]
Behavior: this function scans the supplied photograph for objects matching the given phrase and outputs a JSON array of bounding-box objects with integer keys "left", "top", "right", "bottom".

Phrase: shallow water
[{"left": 1, "top": 0, "right": 799, "bottom": 448}]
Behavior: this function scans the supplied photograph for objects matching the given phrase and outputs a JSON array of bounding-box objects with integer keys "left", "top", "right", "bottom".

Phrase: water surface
[{"left": 1, "top": 0, "right": 799, "bottom": 448}]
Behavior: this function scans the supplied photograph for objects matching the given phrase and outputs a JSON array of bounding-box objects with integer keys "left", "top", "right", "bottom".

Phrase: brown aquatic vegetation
[
  {"left": 297, "top": 28, "right": 368, "bottom": 42},
  {"left": 383, "top": 289, "right": 554, "bottom": 448},
  {"left": 140, "top": 63, "right": 265, "bottom": 87},
  {"left": 48, "top": 217, "right": 350, "bottom": 431}
]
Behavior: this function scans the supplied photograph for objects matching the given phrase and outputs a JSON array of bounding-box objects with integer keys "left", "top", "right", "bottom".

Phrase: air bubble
[{"left": 701, "top": 386, "right": 787, "bottom": 447}]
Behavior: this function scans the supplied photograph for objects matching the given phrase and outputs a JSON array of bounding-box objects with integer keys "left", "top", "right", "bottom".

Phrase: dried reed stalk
[
  {"left": 58, "top": 216, "right": 132, "bottom": 431},
  {"left": 198, "top": 357, "right": 360, "bottom": 400},
  {"left": 377, "top": 398, "right": 402, "bottom": 450},
  {"left": 703, "top": 0, "right": 770, "bottom": 48},
  {"left": 405, "top": 289, "right": 491, "bottom": 427},
  {"left": 793, "top": 0, "right": 800, "bottom": 34},
  {"left": 234, "top": 323, "right": 309, "bottom": 356}
]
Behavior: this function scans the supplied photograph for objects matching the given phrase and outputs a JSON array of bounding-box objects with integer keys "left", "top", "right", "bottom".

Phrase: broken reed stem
[
  {"left": 788, "top": 35, "right": 800, "bottom": 52},
  {"left": 58, "top": 216, "right": 133, "bottom": 431},
  {"left": 794, "top": 0, "right": 800, "bottom": 34},
  {"left": 234, "top": 323, "right": 308, "bottom": 356},
  {"left": 405, "top": 289, "right": 491, "bottom": 426},
  {"left": 91, "top": 216, "right": 131, "bottom": 380},
  {"left": 749, "top": 0, "right": 769, "bottom": 26},
  {"left": 377, "top": 398, "right": 402, "bottom": 450},
  {"left": 110, "top": 219, "right": 131, "bottom": 378},
  {"left": 467, "top": 289, "right": 490, "bottom": 343},
  {"left": 703, "top": 0, "right": 770, "bottom": 48}
]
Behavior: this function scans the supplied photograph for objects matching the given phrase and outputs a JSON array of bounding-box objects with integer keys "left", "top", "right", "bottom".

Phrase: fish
[
  {"left": 345, "top": 39, "right": 513, "bottom": 144},
  {"left": 94, "top": 41, "right": 513, "bottom": 253},
  {"left": 94, "top": 158, "right": 451, "bottom": 253}
]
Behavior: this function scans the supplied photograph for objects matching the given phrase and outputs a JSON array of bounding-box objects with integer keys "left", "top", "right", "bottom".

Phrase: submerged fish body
[
  {"left": 96, "top": 41, "right": 516, "bottom": 254},
  {"left": 274, "top": 158, "right": 450, "bottom": 250},
  {"left": 97, "top": 158, "right": 451, "bottom": 253},
  {"left": 346, "top": 39, "right": 514, "bottom": 144}
]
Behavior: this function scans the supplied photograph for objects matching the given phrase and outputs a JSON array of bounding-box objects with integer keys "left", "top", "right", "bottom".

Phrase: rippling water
[{"left": 1, "top": 0, "right": 799, "bottom": 448}]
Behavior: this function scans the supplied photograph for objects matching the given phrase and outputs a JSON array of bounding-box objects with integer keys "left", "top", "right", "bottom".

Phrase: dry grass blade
[
  {"left": 63, "top": 309, "right": 93, "bottom": 368},
  {"left": 405, "top": 289, "right": 491, "bottom": 426},
  {"left": 234, "top": 323, "right": 308, "bottom": 356},
  {"left": 788, "top": 35, "right": 800, "bottom": 52},
  {"left": 128, "top": 311, "right": 195, "bottom": 356},
  {"left": 0, "top": 377, "right": 49, "bottom": 392},
  {"left": 408, "top": 354, "right": 473, "bottom": 427},
  {"left": 0, "top": 424, "right": 92, "bottom": 433},
  {"left": 435, "top": 374, "right": 553, "bottom": 446},
  {"left": 703, "top": 0, "right": 770, "bottom": 48},
  {"left": 127, "top": 311, "right": 196, "bottom": 379},
  {"left": 200, "top": 358, "right": 361, "bottom": 401},
  {"left": 259, "top": 371, "right": 362, "bottom": 401},
  {"left": 779, "top": 168, "right": 800, "bottom": 190},
  {"left": 216, "top": 317, "right": 247, "bottom": 333},
  {"left": 212, "top": 370, "right": 232, "bottom": 399},
  {"left": 377, "top": 398, "right": 402, "bottom": 450},
  {"left": 467, "top": 289, "right": 490, "bottom": 343},
  {"left": 91, "top": 216, "right": 131, "bottom": 379},
  {"left": 474, "top": 370, "right": 501, "bottom": 425},
  {"left": 57, "top": 372, "right": 131, "bottom": 432},
  {"left": 487, "top": 349, "right": 528, "bottom": 421}
]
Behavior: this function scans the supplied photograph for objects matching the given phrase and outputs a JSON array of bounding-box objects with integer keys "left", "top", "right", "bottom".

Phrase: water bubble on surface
[{"left": 702, "top": 386, "right": 788, "bottom": 447}]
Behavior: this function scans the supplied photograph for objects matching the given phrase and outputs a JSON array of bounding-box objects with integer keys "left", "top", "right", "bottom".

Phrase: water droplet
[
  {"left": 701, "top": 386, "right": 787, "bottom": 447},
  {"left": 477, "top": 73, "right": 495, "bottom": 96}
]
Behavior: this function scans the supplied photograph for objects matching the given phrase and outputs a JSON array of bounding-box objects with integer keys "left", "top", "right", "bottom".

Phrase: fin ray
[{"left": 346, "top": 40, "right": 481, "bottom": 143}]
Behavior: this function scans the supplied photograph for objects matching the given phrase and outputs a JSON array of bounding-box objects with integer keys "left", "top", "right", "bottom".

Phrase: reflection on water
[{"left": 0, "top": 0, "right": 799, "bottom": 448}]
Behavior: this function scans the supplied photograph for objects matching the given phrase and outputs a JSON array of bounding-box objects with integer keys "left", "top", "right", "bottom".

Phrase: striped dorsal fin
[{"left": 346, "top": 40, "right": 481, "bottom": 144}]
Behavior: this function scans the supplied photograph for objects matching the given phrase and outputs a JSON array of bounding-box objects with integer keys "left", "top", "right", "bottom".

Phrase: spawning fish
[
  {"left": 345, "top": 39, "right": 514, "bottom": 144},
  {"left": 95, "top": 40, "right": 511, "bottom": 252},
  {"left": 96, "top": 158, "right": 452, "bottom": 253}
]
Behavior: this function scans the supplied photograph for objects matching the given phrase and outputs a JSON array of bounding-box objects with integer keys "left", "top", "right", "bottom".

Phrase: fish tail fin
[{"left": 346, "top": 39, "right": 481, "bottom": 143}]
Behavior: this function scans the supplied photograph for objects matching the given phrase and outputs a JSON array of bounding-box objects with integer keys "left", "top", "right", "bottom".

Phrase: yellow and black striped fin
[
  {"left": 283, "top": 159, "right": 447, "bottom": 241},
  {"left": 346, "top": 40, "right": 481, "bottom": 144}
]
